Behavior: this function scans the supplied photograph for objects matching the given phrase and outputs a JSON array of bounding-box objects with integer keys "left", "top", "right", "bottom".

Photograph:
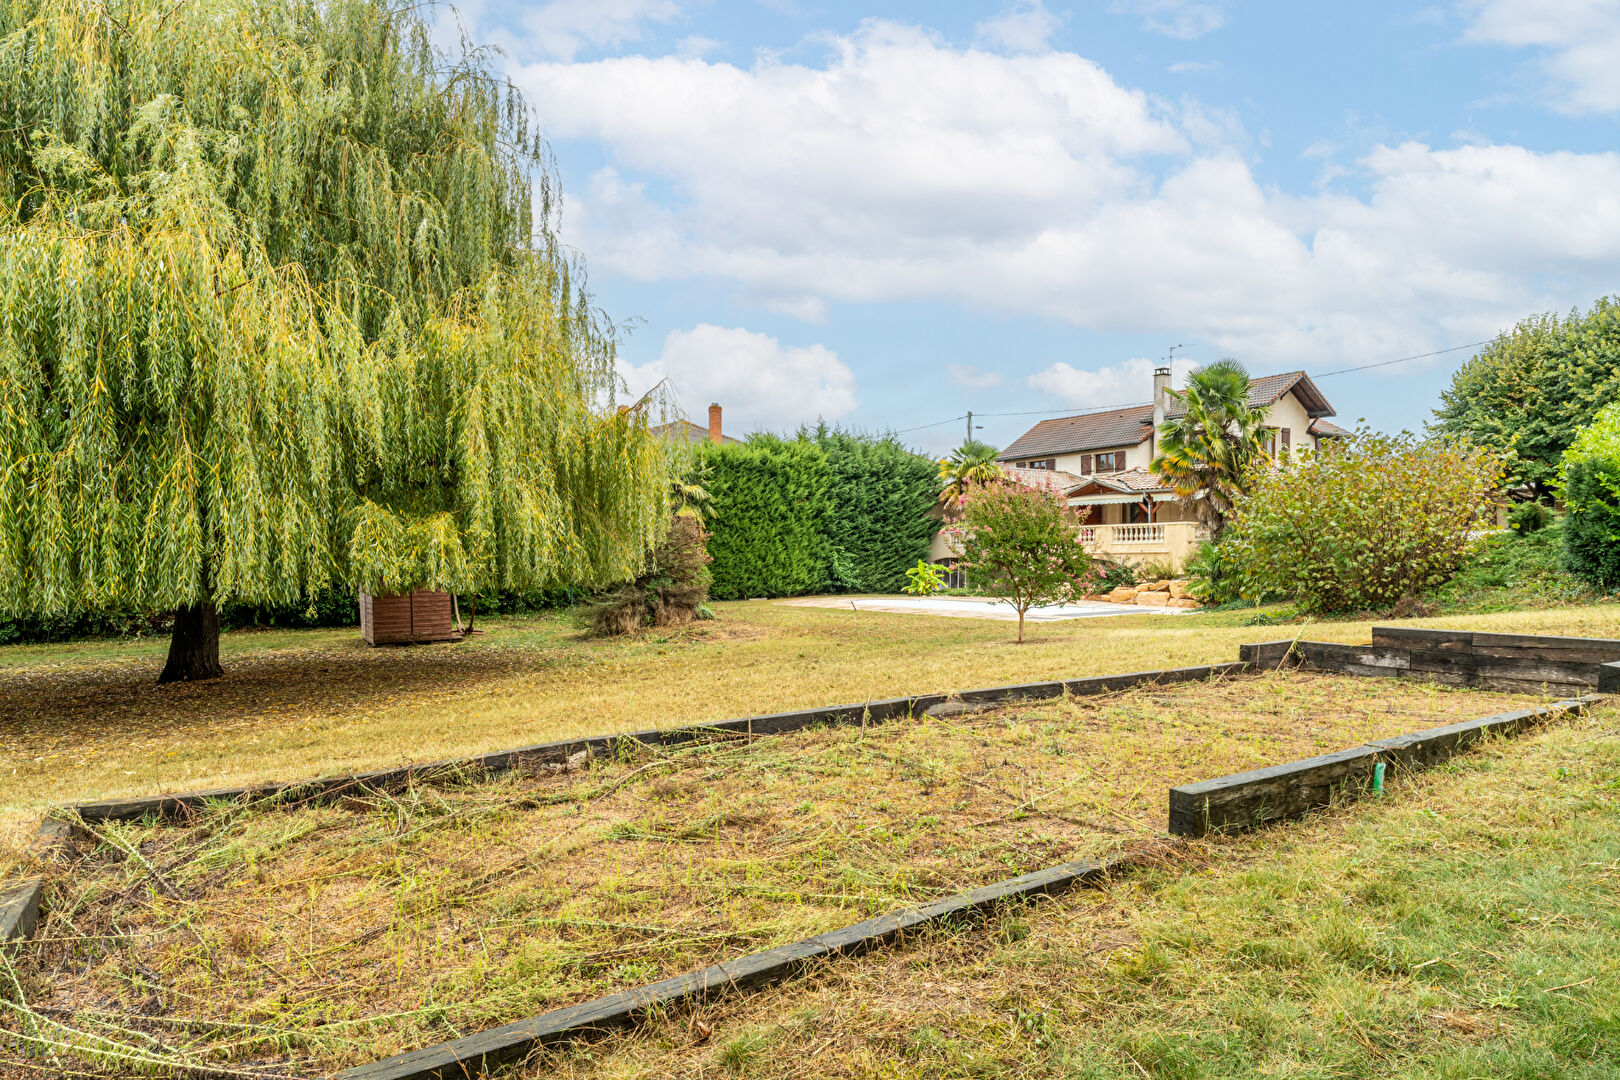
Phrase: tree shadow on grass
[{"left": 0, "top": 640, "right": 540, "bottom": 763}]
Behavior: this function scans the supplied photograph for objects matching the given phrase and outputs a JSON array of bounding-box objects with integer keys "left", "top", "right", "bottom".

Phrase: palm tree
[
  {"left": 937, "top": 439, "right": 1004, "bottom": 508},
  {"left": 1150, "top": 360, "right": 1271, "bottom": 535}
]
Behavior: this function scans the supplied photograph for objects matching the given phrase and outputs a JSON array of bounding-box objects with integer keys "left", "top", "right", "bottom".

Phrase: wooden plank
[
  {"left": 66, "top": 663, "right": 1244, "bottom": 823},
  {"left": 1168, "top": 746, "right": 1378, "bottom": 837},
  {"left": 1366, "top": 702, "right": 1576, "bottom": 770},
  {"left": 0, "top": 880, "right": 42, "bottom": 947},
  {"left": 1371, "top": 626, "right": 1470, "bottom": 651},
  {"left": 1299, "top": 639, "right": 1605, "bottom": 691},
  {"left": 335, "top": 856, "right": 1117, "bottom": 1080},
  {"left": 1240, "top": 640, "right": 1299, "bottom": 669},
  {"left": 1371, "top": 626, "right": 1620, "bottom": 664},
  {"left": 1298, "top": 641, "right": 1411, "bottom": 670},
  {"left": 1403, "top": 648, "right": 1594, "bottom": 686}
]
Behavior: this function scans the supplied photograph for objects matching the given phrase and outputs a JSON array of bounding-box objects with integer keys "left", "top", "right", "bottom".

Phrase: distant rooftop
[
  {"left": 653, "top": 419, "right": 742, "bottom": 446},
  {"left": 1001, "top": 370, "right": 1335, "bottom": 462}
]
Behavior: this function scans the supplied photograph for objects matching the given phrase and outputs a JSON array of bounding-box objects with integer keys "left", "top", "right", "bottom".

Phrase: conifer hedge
[{"left": 698, "top": 429, "right": 938, "bottom": 599}]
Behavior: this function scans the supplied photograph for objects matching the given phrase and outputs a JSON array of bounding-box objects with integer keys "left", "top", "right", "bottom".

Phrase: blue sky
[{"left": 443, "top": 1, "right": 1620, "bottom": 455}]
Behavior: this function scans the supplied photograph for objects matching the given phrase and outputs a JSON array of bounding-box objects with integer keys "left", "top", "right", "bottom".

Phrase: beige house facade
[{"left": 982, "top": 367, "right": 1346, "bottom": 570}]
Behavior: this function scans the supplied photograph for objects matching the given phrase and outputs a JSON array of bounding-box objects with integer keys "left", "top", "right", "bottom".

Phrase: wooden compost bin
[{"left": 359, "top": 589, "right": 457, "bottom": 645}]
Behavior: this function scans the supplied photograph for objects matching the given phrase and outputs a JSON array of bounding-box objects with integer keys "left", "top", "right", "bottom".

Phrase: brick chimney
[{"left": 707, "top": 402, "right": 722, "bottom": 444}]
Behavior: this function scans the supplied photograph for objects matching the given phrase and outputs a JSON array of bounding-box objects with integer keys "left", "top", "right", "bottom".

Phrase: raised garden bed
[{"left": 2, "top": 672, "right": 1557, "bottom": 1078}]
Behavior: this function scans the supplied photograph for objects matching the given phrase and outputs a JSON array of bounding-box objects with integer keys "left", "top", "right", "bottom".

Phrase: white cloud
[
  {"left": 521, "top": 0, "right": 681, "bottom": 61},
  {"left": 619, "top": 324, "right": 857, "bottom": 434},
  {"left": 947, "top": 363, "right": 1004, "bottom": 390},
  {"left": 1026, "top": 356, "right": 1197, "bottom": 409},
  {"left": 1108, "top": 1, "right": 1228, "bottom": 40},
  {"left": 1461, "top": 0, "right": 1620, "bottom": 113},
  {"left": 976, "top": 1, "right": 1062, "bottom": 53},
  {"left": 525, "top": 20, "right": 1620, "bottom": 374}
]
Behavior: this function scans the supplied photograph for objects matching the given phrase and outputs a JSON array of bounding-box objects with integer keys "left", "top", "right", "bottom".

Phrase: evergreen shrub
[{"left": 1560, "top": 403, "right": 1620, "bottom": 590}]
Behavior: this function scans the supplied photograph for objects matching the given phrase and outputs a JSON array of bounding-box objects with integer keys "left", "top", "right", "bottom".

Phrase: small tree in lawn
[{"left": 947, "top": 479, "right": 1096, "bottom": 643}]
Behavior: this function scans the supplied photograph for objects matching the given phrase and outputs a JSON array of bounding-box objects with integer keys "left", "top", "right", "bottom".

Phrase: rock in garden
[
  {"left": 1106, "top": 587, "right": 1139, "bottom": 603},
  {"left": 1135, "top": 591, "right": 1170, "bottom": 607},
  {"left": 1168, "top": 580, "right": 1193, "bottom": 599},
  {"left": 1167, "top": 597, "right": 1202, "bottom": 609}
]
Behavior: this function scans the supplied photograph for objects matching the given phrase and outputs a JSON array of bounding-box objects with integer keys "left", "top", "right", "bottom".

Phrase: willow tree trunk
[{"left": 158, "top": 603, "right": 223, "bottom": 683}]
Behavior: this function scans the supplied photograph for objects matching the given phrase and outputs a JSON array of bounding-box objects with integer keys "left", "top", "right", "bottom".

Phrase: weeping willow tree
[{"left": 0, "top": 0, "right": 669, "bottom": 681}]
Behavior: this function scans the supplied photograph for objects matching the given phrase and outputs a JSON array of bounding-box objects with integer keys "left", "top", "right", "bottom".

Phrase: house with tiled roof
[{"left": 993, "top": 367, "right": 1343, "bottom": 568}]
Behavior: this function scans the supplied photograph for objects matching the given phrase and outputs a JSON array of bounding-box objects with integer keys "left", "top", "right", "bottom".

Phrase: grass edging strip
[
  {"left": 1168, "top": 696, "right": 1600, "bottom": 837},
  {"left": 65, "top": 662, "right": 1246, "bottom": 824},
  {"left": 335, "top": 856, "right": 1122, "bottom": 1080}
]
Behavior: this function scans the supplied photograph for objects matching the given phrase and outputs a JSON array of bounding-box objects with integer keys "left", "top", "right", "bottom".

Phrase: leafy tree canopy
[
  {"left": 1432, "top": 299, "right": 1620, "bottom": 497},
  {"left": 946, "top": 478, "right": 1095, "bottom": 643},
  {"left": 0, "top": 0, "right": 669, "bottom": 675}
]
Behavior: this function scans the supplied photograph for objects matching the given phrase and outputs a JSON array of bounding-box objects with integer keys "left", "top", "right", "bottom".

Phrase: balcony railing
[{"left": 1077, "top": 522, "right": 1206, "bottom": 564}]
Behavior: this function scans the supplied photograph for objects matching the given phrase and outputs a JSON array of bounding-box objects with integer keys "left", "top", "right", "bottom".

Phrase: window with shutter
[
  {"left": 1281, "top": 429, "right": 1291, "bottom": 454},
  {"left": 1081, "top": 455, "right": 1093, "bottom": 474}
]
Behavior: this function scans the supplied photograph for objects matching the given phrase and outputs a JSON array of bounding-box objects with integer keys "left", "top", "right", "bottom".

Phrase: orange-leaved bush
[{"left": 1222, "top": 431, "right": 1502, "bottom": 613}]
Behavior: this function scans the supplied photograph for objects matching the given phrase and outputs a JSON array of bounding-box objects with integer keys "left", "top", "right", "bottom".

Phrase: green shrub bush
[
  {"left": 1223, "top": 431, "right": 1502, "bottom": 613},
  {"left": 591, "top": 514, "right": 713, "bottom": 635},
  {"left": 1559, "top": 402, "right": 1620, "bottom": 590},
  {"left": 1182, "top": 540, "right": 1244, "bottom": 606},
  {"left": 1509, "top": 501, "right": 1552, "bottom": 533},
  {"left": 1091, "top": 557, "right": 1138, "bottom": 593}
]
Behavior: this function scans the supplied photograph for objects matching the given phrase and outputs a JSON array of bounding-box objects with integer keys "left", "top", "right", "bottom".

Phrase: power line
[
  {"left": 886, "top": 337, "right": 1492, "bottom": 439},
  {"left": 1313, "top": 339, "right": 1491, "bottom": 379},
  {"left": 887, "top": 413, "right": 966, "bottom": 435},
  {"left": 977, "top": 400, "right": 1152, "bottom": 419}
]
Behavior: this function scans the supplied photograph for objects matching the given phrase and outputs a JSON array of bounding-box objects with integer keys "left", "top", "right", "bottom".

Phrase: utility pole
[{"left": 966, "top": 411, "right": 973, "bottom": 444}]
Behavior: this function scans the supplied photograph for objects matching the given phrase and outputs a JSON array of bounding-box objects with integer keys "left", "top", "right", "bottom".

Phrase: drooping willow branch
[{"left": 0, "top": 0, "right": 671, "bottom": 619}]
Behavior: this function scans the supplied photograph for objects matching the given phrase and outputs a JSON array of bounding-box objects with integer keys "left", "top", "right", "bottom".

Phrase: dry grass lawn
[
  {"left": 0, "top": 671, "right": 1561, "bottom": 1077},
  {"left": 512, "top": 702, "right": 1620, "bottom": 1080},
  {"left": 3, "top": 599, "right": 1618, "bottom": 842}
]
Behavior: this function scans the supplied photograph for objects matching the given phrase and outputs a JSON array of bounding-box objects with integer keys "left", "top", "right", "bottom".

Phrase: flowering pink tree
[{"left": 947, "top": 479, "right": 1098, "bottom": 643}]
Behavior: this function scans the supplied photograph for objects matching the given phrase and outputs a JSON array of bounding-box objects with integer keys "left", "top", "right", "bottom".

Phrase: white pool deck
[{"left": 776, "top": 594, "right": 1182, "bottom": 622}]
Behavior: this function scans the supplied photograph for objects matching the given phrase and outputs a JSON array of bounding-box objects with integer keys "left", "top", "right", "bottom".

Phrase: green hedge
[
  {"left": 1560, "top": 402, "right": 1620, "bottom": 590},
  {"left": 815, "top": 428, "right": 939, "bottom": 593},
  {"left": 699, "top": 436, "right": 831, "bottom": 600},
  {"left": 698, "top": 428, "right": 939, "bottom": 599}
]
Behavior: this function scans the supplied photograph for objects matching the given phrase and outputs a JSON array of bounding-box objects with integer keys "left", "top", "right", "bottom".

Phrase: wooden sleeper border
[
  {"left": 1168, "top": 696, "right": 1600, "bottom": 837},
  {"left": 1265, "top": 627, "right": 1620, "bottom": 695},
  {"left": 64, "top": 662, "right": 1245, "bottom": 824}
]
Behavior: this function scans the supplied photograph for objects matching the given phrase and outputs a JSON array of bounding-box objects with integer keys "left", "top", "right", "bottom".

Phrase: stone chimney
[
  {"left": 708, "top": 402, "right": 723, "bottom": 444},
  {"left": 1152, "top": 366, "right": 1172, "bottom": 431}
]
